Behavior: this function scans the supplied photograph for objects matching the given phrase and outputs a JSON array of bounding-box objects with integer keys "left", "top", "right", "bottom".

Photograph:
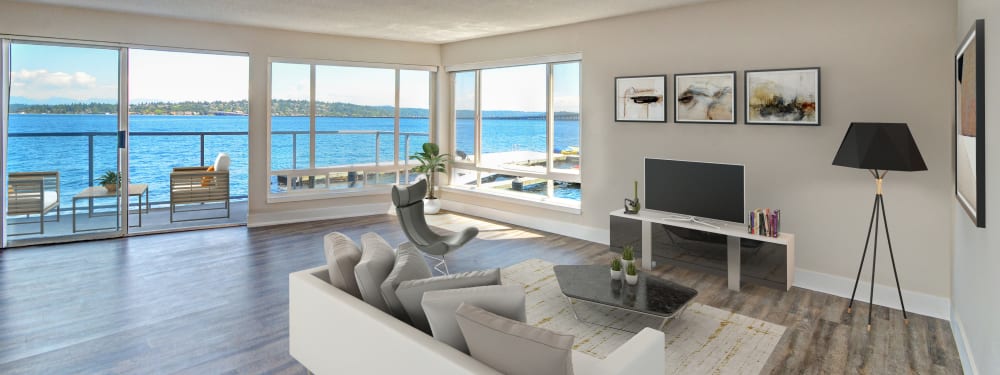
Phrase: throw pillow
[
  {"left": 455, "top": 303, "right": 575, "bottom": 375},
  {"left": 354, "top": 232, "right": 396, "bottom": 313},
  {"left": 394, "top": 268, "right": 501, "bottom": 333},
  {"left": 213, "top": 152, "right": 231, "bottom": 172},
  {"left": 201, "top": 166, "right": 216, "bottom": 187},
  {"left": 380, "top": 242, "right": 433, "bottom": 321},
  {"left": 421, "top": 285, "right": 526, "bottom": 353},
  {"left": 322, "top": 232, "right": 362, "bottom": 299}
]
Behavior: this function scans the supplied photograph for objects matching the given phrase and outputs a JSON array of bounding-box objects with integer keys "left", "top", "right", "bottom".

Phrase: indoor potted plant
[
  {"left": 410, "top": 142, "right": 450, "bottom": 214},
  {"left": 621, "top": 244, "right": 635, "bottom": 270},
  {"left": 610, "top": 257, "right": 622, "bottom": 280},
  {"left": 625, "top": 262, "right": 639, "bottom": 285},
  {"left": 97, "top": 170, "right": 121, "bottom": 193}
]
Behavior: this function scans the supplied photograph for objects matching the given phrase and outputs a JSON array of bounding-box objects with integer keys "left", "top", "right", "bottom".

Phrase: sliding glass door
[
  {"left": 3, "top": 41, "right": 127, "bottom": 245},
  {"left": 1, "top": 40, "right": 249, "bottom": 247}
]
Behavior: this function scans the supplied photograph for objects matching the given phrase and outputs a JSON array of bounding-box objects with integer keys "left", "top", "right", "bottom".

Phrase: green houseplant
[
  {"left": 97, "top": 170, "right": 121, "bottom": 192},
  {"left": 610, "top": 257, "right": 623, "bottom": 280},
  {"left": 410, "top": 142, "right": 450, "bottom": 214},
  {"left": 625, "top": 261, "right": 639, "bottom": 285},
  {"left": 621, "top": 244, "right": 635, "bottom": 270}
]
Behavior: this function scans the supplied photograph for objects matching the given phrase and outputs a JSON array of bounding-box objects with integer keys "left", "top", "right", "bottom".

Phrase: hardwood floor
[{"left": 0, "top": 212, "right": 962, "bottom": 374}]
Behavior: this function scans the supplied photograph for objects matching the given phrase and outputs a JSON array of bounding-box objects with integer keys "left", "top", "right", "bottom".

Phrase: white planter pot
[
  {"left": 424, "top": 198, "right": 441, "bottom": 215},
  {"left": 610, "top": 268, "right": 622, "bottom": 280},
  {"left": 622, "top": 259, "right": 635, "bottom": 270},
  {"left": 625, "top": 273, "right": 638, "bottom": 285}
]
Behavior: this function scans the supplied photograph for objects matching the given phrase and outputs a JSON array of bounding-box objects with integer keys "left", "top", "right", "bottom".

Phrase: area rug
[{"left": 501, "top": 259, "right": 786, "bottom": 374}]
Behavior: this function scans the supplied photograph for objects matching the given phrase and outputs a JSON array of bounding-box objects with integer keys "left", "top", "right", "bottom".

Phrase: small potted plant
[
  {"left": 625, "top": 262, "right": 639, "bottom": 285},
  {"left": 97, "top": 170, "right": 121, "bottom": 193},
  {"left": 621, "top": 245, "right": 635, "bottom": 270},
  {"left": 610, "top": 257, "right": 622, "bottom": 280},
  {"left": 410, "top": 142, "right": 450, "bottom": 215}
]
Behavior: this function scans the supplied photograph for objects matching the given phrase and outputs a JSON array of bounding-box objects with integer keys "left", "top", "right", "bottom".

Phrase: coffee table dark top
[{"left": 553, "top": 265, "right": 698, "bottom": 318}]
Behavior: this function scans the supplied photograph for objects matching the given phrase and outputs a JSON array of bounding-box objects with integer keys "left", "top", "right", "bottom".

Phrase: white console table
[{"left": 609, "top": 208, "right": 795, "bottom": 291}]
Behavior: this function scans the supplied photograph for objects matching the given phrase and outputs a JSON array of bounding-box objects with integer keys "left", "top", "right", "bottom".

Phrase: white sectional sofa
[{"left": 289, "top": 265, "right": 667, "bottom": 375}]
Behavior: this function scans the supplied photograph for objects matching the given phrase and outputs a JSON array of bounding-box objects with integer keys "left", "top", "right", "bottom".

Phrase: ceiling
[{"left": 13, "top": 0, "right": 712, "bottom": 44}]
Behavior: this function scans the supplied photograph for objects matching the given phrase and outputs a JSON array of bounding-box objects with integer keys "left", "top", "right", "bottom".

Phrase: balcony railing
[{"left": 7, "top": 130, "right": 429, "bottom": 209}]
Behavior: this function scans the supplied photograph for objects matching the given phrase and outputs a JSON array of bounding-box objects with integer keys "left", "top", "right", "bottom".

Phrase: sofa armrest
[{"left": 573, "top": 327, "right": 665, "bottom": 375}]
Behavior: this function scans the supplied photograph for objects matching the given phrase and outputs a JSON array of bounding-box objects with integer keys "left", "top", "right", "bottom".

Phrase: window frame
[
  {"left": 446, "top": 57, "right": 582, "bottom": 211},
  {"left": 266, "top": 57, "right": 437, "bottom": 203}
]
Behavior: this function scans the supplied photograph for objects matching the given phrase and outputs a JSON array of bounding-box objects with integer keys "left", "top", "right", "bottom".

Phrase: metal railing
[
  {"left": 271, "top": 130, "right": 428, "bottom": 169},
  {"left": 7, "top": 130, "right": 429, "bottom": 205}
]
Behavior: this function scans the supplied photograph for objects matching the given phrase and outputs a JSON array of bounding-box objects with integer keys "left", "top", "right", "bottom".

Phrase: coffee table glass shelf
[{"left": 554, "top": 264, "right": 698, "bottom": 332}]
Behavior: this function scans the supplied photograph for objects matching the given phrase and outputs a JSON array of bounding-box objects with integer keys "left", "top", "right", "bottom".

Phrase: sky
[{"left": 8, "top": 42, "right": 579, "bottom": 112}]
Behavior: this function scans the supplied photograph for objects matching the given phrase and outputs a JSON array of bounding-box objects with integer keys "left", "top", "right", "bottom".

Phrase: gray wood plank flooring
[{"left": 0, "top": 212, "right": 963, "bottom": 374}]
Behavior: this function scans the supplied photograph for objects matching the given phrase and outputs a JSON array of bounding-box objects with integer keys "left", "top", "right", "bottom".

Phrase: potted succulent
[
  {"left": 97, "top": 170, "right": 121, "bottom": 193},
  {"left": 621, "top": 244, "right": 636, "bottom": 270},
  {"left": 625, "top": 262, "right": 639, "bottom": 285},
  {"left": 410, "top": 142, "right": 450, "bottom": 215},
  {"left": 610, "top": 257, "right": 623, "bottom": 280}
]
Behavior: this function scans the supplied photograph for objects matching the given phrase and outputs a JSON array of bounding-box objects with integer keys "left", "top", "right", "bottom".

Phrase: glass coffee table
[{"left": 554, "top": 265, "right": 698, "bottom": 332}]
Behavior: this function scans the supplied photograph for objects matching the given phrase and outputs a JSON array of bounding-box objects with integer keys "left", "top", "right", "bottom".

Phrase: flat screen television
[{"left": 644, "top": 158, "right": 745, "bottom": 223}]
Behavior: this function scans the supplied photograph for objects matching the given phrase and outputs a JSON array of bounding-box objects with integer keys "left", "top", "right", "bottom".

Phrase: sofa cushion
[
  {"left": 395, "top": 268, "right": 501, "bottom": 333},
  {"left": 323, "top": 232, "right": 363, "bottom": 299},
  {"left": 455, "top": 303, "right": 575, "bottom": 375},
  {"left": 354, "top": 232, "right": 396, "bottom": 313},
  {"left": 422, "top": 285, "right": 526, "bottom": 353},
  {"left": 213, "top": 152, "right": 231, "bottom": 172},
  {"left": 380, "top": 242, "right": 433, "bottom": 321}
]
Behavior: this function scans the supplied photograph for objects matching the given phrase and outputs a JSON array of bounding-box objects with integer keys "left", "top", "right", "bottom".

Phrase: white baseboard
[
  {"left": 951, "top": 313, "right": 980, "bottom": 375},
  {"left": 441, "top": 200, "right": 610, "bottom": 244},
  {"left": 793, "top": 268, "right": 950, "bottom": 320},
  {"left": 248, "top": 202, "right": 391, "bottom": 228}
]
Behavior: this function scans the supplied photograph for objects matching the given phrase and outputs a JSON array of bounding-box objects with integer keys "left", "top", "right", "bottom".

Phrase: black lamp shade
[{"left": 833, "top": 123, "right": 927, "bottom": 171}]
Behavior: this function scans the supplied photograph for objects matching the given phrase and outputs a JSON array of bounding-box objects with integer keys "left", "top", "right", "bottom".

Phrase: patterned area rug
[{"left": 501, "top": 259, "right": 786, "bottom": 374}]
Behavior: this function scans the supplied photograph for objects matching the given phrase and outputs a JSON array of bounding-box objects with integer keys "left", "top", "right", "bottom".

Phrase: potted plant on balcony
[
  {"left": 410, "top": 142, "right": 450, "bottom": 215},
  {"left": 97, "top": 170, "right": 121, "bottom": 193}
]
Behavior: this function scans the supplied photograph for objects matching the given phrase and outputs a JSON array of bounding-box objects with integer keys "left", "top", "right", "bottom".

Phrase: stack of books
[{"left": 748, "top": 208, "right": 781, "bottom": 237}]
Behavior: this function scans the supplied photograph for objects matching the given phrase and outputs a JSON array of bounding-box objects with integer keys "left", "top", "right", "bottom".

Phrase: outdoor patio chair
[
  {"left": 7, "top": 171, "right": 60, "bottom": 235},
  {"left": 170, "top": 153, "right": 230, "bottom": 222}
]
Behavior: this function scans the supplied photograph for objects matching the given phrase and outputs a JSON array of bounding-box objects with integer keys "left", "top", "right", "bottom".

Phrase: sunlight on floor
[{"left": 420, "top": 211, "right": 543, "bottom": 240}]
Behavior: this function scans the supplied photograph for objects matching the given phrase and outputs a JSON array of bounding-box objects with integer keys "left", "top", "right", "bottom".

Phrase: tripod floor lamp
[{"left": 832, "top": 122, "right": 927, "bottom": 331}]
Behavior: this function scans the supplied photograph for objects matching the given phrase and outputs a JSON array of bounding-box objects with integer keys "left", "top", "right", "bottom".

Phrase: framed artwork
[
  {"left": 744, "top": 67, "right": 820, "bottom": 126},
  {"left": 615, "top": 75, "right": 667, "bottom": 122},
  {"left": 674, "top": 71, "right": 736, "bottom": 124},
  {"left": 955, "top": 19, "right": 986, "bottom": 228}
]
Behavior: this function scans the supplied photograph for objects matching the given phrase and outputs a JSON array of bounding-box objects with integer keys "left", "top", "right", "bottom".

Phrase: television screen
[{"left": 645, "top": 158, "right": 745, "bottom": 223}]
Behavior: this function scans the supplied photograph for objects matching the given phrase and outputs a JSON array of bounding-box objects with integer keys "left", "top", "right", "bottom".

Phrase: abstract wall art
[
  {"left": 615, "top": 75, "right": 667, "bottom": 122},
  {"left": 745, "top": 68, "right": 820, "bottom": 126},
  {"left": 674, "top": 71, "right": 736, "bottom": 124},
  {"left": 955, "top": 19, "right": 986, "bottom": 228}
]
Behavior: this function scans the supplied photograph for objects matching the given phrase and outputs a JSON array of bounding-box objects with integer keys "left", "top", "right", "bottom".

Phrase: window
[
  {"left": 268, "top": 60, "right": 434, "bottom": 200},
  {"left": 449, "top": 60, "right": 581, "bottom": 209}
]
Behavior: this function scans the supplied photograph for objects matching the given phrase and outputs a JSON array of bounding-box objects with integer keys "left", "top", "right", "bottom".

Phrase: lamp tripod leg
[
  {"left": 848, "top": 194, "right": 880, "bottom": 315},
  {"left": 868, "top": 196, "right": 881, "bottom": 332},
  {"left": 879, "top": 194, "right": 909, "bottom": 326}
]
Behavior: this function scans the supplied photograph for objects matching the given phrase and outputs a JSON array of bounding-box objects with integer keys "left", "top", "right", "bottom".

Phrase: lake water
[{"left": 7, "top": 114, "right": 580, "bottom": 208}]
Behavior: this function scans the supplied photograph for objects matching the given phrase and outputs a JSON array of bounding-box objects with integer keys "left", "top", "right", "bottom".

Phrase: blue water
[{"left": 7, "top": 114, "right": 580, "bottom": 208}]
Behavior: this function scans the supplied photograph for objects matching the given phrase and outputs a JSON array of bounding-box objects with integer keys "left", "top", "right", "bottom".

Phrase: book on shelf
[{"left": 748, "top": 208, "right": 781, "bottom": 237}]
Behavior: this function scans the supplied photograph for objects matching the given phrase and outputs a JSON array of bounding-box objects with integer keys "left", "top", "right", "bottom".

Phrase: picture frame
[
  {"left": 673, "top": 71, "right": 737, "bottom": 124},
  {"left": 744, "top": 67, "right": 821, "bottom": 126},
  {"left": 615, "top": 75, "right": 667, "bottom": 122},
  {"left": 955, "top": 19, "right": 986, "bottom": 228}
]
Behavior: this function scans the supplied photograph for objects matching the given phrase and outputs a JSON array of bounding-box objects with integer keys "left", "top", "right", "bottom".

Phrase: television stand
[
  {"left": 609, "top": 208, "right": 795, "bottom": 292},
  {"left": 661, "top": 214, "right": 721, "bottom": 230}
]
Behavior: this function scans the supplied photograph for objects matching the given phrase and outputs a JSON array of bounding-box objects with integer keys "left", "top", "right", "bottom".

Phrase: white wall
[
  {"left": 0, "top": 0, "right": 440, "bottom": 225},
  {"left": 953, "top": 0, "right": 999, "bottom": 373},
  {"left": 440, "top": 0, "right": 957, "bottom": 307}
]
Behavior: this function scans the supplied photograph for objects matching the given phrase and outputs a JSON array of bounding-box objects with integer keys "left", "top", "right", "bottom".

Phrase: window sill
[
  {"left": 442, "top": 186, "right": 581, "bottom": 215},
  {"left": 267, "top": 186, "right": 393, "bottom": 204}
]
